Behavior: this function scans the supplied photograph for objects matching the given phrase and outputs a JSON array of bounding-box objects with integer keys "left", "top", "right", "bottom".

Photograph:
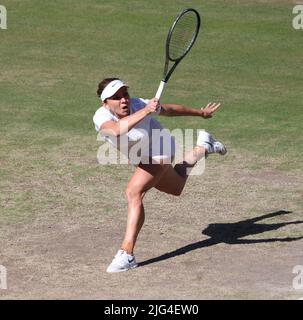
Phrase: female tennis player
[{"left": 93, "top": 77, "right": 227, "bottom": 273}]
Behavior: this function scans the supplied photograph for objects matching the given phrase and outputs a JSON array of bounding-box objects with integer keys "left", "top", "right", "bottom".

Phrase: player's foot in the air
[{"left": 196, "top": 130, "right": 227, "bottom": 155}]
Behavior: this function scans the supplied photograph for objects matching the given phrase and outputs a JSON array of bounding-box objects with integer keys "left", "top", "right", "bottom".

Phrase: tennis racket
[{"left": 155, "top": 8, "right": 201, "bottom": 100}]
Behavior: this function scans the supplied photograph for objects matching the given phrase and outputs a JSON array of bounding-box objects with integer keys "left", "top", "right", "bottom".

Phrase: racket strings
[{"left": 168, "top": 12, "right": 198, "bottom": 61}]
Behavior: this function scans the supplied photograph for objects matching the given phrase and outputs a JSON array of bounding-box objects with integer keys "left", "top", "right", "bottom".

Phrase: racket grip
[{"left": 155, "top": 80, "right": 166, "bottom": 100}]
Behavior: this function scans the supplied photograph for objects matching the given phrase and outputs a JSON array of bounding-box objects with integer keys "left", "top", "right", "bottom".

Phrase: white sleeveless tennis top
[{"left": 93, "top": 98, "right": 175, "bottom": 165}]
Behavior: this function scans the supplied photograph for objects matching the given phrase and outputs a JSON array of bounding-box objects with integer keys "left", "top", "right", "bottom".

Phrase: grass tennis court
[{"left": 0, "top": 0, "right": 302, "bottom": 299}]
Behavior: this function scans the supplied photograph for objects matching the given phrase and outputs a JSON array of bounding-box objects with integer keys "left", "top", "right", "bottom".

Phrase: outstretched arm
[{"left": 160, "top": 102, "right": 222, "bottom": 118}]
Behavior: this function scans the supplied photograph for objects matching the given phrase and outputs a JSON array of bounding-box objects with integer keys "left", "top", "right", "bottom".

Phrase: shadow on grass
[{"left": 138, "top": 210, "right": 303, "bottom": 268}]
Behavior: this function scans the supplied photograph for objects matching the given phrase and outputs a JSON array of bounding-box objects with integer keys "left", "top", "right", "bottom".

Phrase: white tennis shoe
[
  {"left": 106, "top": 249, "right": 138, "bottom": 273},
  {"left": 196, "top": 130, "right": 227, "bottom": 155}
]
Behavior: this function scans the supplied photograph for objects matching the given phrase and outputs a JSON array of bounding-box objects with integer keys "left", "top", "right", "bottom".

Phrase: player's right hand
[{"left": 145, "top": 98, "right": 160, "bottom": 114}]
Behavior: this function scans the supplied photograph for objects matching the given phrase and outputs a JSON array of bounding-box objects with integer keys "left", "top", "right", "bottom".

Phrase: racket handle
[{"left": 155, "top": 80, "right": 166, "bottom": 100}]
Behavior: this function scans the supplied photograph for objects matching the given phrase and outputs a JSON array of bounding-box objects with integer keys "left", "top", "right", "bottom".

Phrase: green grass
[{"left": 0, "top": 0, "right": 302, "bottom": 226}]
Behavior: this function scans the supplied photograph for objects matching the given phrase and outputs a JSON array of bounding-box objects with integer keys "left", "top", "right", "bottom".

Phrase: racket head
[{"left": 166, "top": 8, "right": 201, "bottom": 63}]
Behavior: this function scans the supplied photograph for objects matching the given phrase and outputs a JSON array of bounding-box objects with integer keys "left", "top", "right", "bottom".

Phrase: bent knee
[
  {"left": 169, "top": 188, "right": 183, "bottom": 197},
  {"left": 156, "top": 185, "right": 183, "bottom": 196}
]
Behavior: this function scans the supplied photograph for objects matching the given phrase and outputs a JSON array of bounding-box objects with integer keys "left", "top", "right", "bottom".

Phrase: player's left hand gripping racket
[{"left": 155, "top": 8, "right": 201, "bottom": 100}]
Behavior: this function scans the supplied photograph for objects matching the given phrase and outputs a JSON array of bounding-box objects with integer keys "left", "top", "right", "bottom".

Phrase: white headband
[{"left": 100, "top": 80, "right": 128, "bottom": 102}]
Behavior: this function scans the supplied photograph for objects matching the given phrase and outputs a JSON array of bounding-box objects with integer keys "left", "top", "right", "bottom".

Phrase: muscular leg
[
  {"left": 121, "top": 146, "right": 206, "bottom": 254},
  {"left": 155, "top": 146, "right": 206, "bottom": 196},
  {"left": 121, "top": 163, "right": 170, "bottom": 254}
]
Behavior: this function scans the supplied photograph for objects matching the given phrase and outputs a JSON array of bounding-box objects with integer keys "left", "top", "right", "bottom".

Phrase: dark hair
[{"left": 96, "top": 77, "right": 120, "bottom": 99}]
